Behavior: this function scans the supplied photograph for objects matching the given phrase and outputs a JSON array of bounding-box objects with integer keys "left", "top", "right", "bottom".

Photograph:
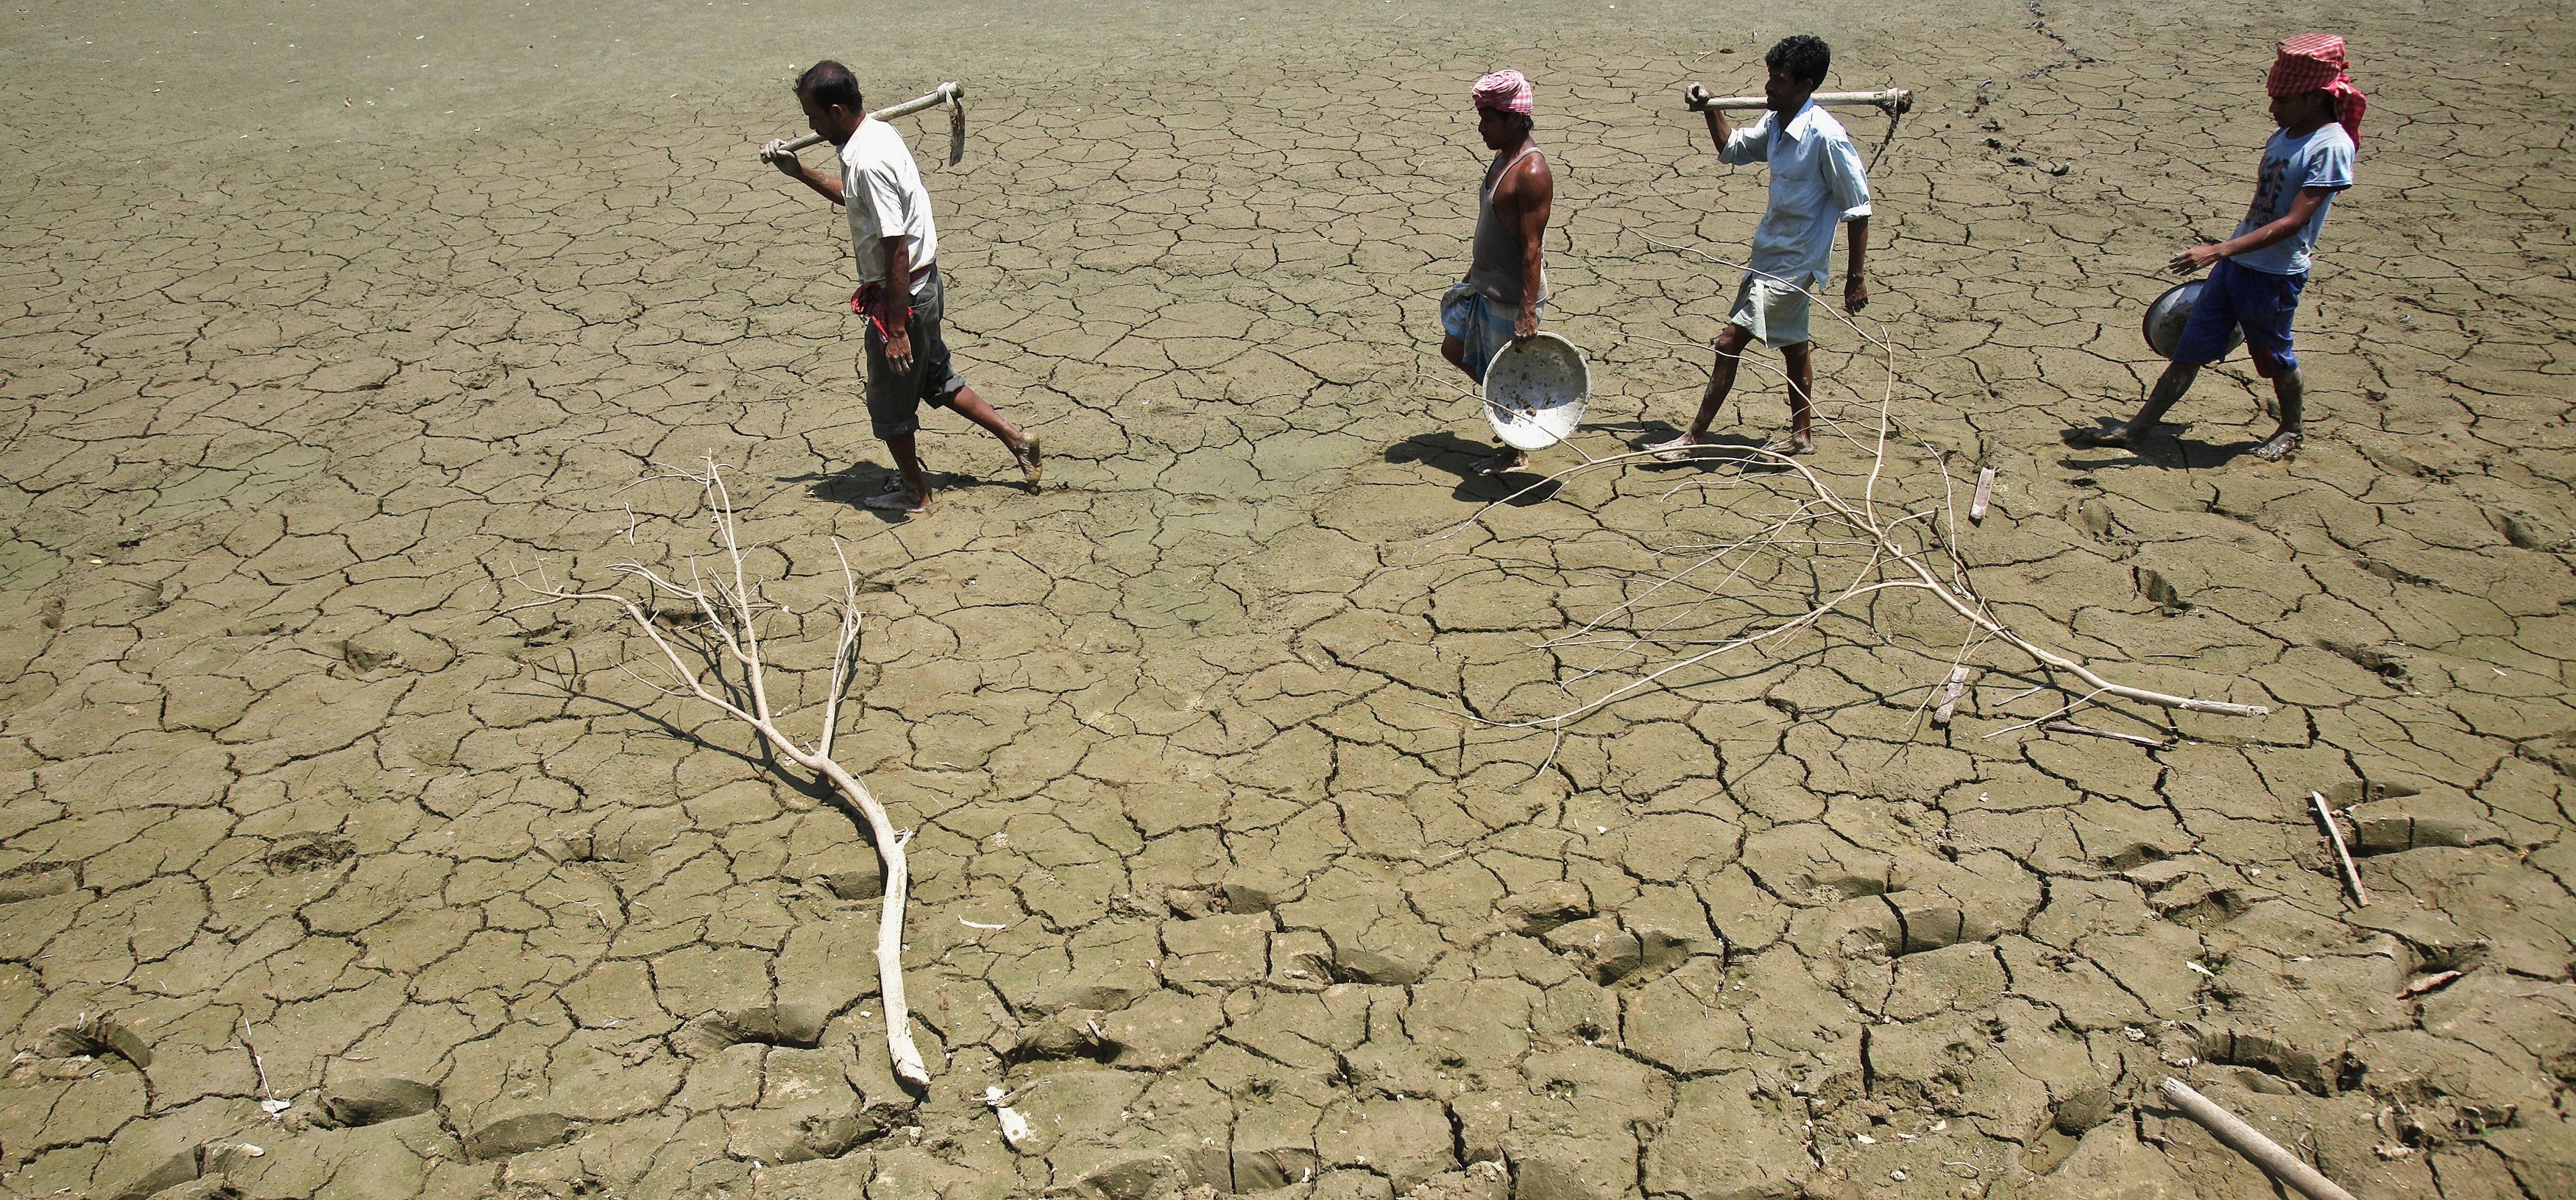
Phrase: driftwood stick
[
  {"left": 2312, "top": 791, "right": 2369, "bottom": 907},
  {"left": 2045, "top": 720, "right": 2170, "bottom": 749},
  {"left": 2159, "top": 1078, "right": 2357, "bottom": 1200},
  {"left": 1931, "top": 665, "right": 1972, "bottom": 727},
  {"left": 1969, "top": 467, "right": 1996, "bottom": 524}
]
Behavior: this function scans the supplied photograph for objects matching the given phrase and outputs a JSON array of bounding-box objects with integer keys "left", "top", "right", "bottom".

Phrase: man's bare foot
[
  {"left": 2066, "top": 424, "right": 2140, "bottom": 448},
  {"left": 1473, "top": 447, "right": 1528, "bottom": 476},
  {"left": 1011, "top": 434, "right": 1044, "bottom": 491},
  {"left": 1648, "top": 435, "right": 1705, "bottom": 463},
  {"left": 1758, "top": 431, "right": 1816, "bottom": 456},
  {"left": 2251, "top": 428, "right": 2301, "bottom": 462},
  {"left": 862, "top": 485, "right": 928, "bottom": 515}
]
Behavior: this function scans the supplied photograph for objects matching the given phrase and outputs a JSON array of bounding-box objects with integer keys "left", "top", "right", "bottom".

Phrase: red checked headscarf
[
  {"left": 2268, "top": 34, "right": 2366, "bottom": 147},
  {"left": 1473, "top": 69, "right": 1534, "bottom": 116}
]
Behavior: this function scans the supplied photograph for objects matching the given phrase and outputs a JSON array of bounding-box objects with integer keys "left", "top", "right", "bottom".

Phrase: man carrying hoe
[
  {"left": 772, "top": 61, "right": 1040, "bottom": 515},
  {"left": 2069, "top": 35, "right": 2363, "bottom": 462},
  {"left": 1656, "top": 35, "right": 1872, "bottom": 461},
  {"left": 1440, "top": 69, "right": 1554, "bottom": 478}
]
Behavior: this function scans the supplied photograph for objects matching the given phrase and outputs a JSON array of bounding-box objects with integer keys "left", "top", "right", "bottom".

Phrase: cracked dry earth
[{"left": 4, "top": 1, "right": 2574, "bottom": 1199}]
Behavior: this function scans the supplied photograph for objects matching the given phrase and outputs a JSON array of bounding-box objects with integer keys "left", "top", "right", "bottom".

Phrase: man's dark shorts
[
  {"left": 2173, "top": 258, "right": 2305, "bottom": 378},
  {"left": 864, "top": 266, "right": 969, "bottom": 440}
]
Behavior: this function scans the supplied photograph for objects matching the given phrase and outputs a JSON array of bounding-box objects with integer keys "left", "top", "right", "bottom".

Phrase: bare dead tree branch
[{"left": 511, "top": 458, "right": 932, "bottom": 1087}]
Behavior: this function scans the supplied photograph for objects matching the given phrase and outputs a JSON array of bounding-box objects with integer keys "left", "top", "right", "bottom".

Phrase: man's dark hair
[
  {"left": 796, "top": 60, "right": 863, "bottom": 111},
  {"left": 1766, "top": 35, "right": 1830, "bottom": 88}
]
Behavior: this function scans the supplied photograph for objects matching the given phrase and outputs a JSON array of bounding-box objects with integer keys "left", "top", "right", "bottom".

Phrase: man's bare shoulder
[{"left": 1496, "top": 148, "right": 1553, "bottom": 200}]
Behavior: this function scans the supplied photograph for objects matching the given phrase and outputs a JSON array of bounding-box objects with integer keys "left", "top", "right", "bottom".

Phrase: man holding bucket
[
  {"left": 2070, "top": 35, "right": 2363, "bottom": 462},
  {"left": 1439, "top": 69, "right": 1554, "bottom": 478}
]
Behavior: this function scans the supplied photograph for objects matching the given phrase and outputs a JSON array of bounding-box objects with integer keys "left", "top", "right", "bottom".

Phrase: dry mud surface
[{"left": 4, "top": 1, "right": 2574, "bottom": 1197}]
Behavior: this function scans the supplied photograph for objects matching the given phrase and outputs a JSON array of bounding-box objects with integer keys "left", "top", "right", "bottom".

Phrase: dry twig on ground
[{"left": 512, "top": 459, "right": 931, "bottom": 1087}]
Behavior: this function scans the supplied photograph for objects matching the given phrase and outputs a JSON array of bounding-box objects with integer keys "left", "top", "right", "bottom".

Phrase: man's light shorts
[{"left": 1726, "top": 272, "right": 1813, "bottom": 348}]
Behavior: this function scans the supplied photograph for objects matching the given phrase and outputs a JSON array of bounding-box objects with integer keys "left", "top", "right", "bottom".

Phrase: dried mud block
[
  {"left": 1498, "top": 881, "right": 1592, "bottom": 936},
  {"left": 723, "top": 1048, "right": 890, "bottom": 1165},
  {"left": 2134, "top": 565, "right": 2189, "bottom": 612},
  {"left": 1329, "top": 942, "right": 1428, "bottom": 986},
  {"left": 1998, "top": 1122, "right": 2193, "bottom": 1199},
  {"left": 1503, "top": 1143, "right": 1634, "bottom": 1200},
  {"left": 2346, "top": 793, "right": 2508, "bottom": 855},
  {"left": 1542, "top": 917, "right": 1642, "bottom": 985},
  {"left": 1161, "top": 912, "right": 1273, "bottom": 986},
  {"left": 1319, "top": 1097, "right": 1456, "bottom": 1191},
  {"left": 1068, "top": 1147, "right": 1230, "bottom": 1200},
  {"left": 1228, "top": 1146, "right": 1326, "bottom": 1193},
  {"left": 1097, "top": 990, "right": 1225, "bottom": 1070},
  {"left": 2124, "top": 859, "right": 2252, "bottom": 927},
  {"left": 320, "top": 1076, "right": 439, "bottom": 1127},
  {"left": 100, "top": 1146, "right": 199, "bottom": 1200},
  {"left": 1209, "top": 872, "right": 1298, "bottom": 921},
  {"left": 1622, "top": 959, "right": 1752, "bottom": 1076},
  {"left": 1641, "top": 1071, "right": 1809, "bottom": 1200},
  {"left": 140, "top": 1181, "right": 241, "bottom": 1200},
  {"left": 1270, "top": 931, "right": 1334, "bottom": 989},
  {"left": 677, "top": 1000, "right": 835, "bottom": 1056},
  {"left": 34, "top": 1013, "right": 152, "bottom": 1070},
  {"left": 1397, "top": 1162, "right": 1510, "bottom": 1200},
  {"left": 1006, "top": 1007, "right": 1109, "bottom": 1063},
  {"left": 261, "top": 834, "right": 355, "bottom": 875}
]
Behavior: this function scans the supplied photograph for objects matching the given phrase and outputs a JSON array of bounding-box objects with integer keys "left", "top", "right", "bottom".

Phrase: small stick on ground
[
  {"left": 1931, "top": 665, "right": 1972, "bottom": 727},
  {"left": 2159, "top": 1078, "right": 2358, "bottom": 1200},
  {"left": 1969, "top": 467, "right": 1996, "bottom": 524},
  {"left": 2045, "top": 720, "right": 2170, "bottom": 749},
  {"left": 2399, "top": 970, "right": 2462, "bottom": 998},
  {"left": 2311, "top": 791, "right": 2369, "bottom": 907}
]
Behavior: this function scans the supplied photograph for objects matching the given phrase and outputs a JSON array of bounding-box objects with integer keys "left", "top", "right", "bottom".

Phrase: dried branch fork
[
  {"left": 1432, "top": 238, "right": 2270, "bottom": 732},
  {"left": 512, "top": 459, "right": 930, "bottom": 1088}
]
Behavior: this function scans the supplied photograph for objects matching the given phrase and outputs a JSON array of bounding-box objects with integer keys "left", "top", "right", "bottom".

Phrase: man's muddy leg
[
  {"left": 1441, "top": 335, "right": 1473, "bottom": 381},
  {"left": 2254, "top": 367, "right": 2304, "bottom": 461},
  {"left": 1687, "top": 325, "right": 1753, "bottom": 441},
  {"left": 882, "top": 431, "right": 933, "bottom": 512},
  {"left": 1777, "top": 340, "right": 1816, "bottom": 453},
  {"left": 945, "top": 384, "right": 1042, "bottom": 489},
  {"left": 2073, "top": 360, "right": 2198, "bottom": 448}
]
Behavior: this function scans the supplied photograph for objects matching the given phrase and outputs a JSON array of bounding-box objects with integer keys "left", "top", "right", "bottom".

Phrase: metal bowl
[
  {"left": 2142, "top": 279, "right": 2244, "bottom": 361},
  {"left": 1483, "top": 332, "right": 1591, "bottom": 451}
]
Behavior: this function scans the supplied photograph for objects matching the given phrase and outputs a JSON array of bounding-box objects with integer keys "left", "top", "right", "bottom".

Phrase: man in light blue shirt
[
  {"left": 2072, "top": 36, "right": 2363, "bottom": 462},
  {"left": 1655, "top": 35, "right": 1872, "bottom": 460}
]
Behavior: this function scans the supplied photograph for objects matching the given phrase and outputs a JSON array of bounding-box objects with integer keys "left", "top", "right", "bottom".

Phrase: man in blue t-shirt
[{"left": 2072, "top": 35, "right": 2366, "bottom": 462}]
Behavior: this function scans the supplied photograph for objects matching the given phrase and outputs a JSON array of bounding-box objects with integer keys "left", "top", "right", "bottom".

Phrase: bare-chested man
[{"left": 1439, "top": 69, "right": 1553, "bottom": 477}]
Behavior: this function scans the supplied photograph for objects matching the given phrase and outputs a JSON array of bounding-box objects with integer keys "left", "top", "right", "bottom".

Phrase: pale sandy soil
[{"left": 2, "top": 1, "right": 2572, "bottom": 1198}]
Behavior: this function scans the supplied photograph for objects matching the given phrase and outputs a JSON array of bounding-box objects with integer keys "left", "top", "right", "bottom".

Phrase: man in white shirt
[
  {"left": 772, "top": 61, "right": 1039, "bottom": 515},
  {"left": 1655, "top": 35, "right": 1872, "bottom": 460}
]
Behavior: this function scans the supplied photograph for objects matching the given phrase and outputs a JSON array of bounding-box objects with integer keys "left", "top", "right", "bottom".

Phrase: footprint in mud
[
  {"left": 262, "top": 836, "right": 356, "bottom": 874},
  {"left": 0, "top": 860, "right": 80, "bottom": 903}
]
